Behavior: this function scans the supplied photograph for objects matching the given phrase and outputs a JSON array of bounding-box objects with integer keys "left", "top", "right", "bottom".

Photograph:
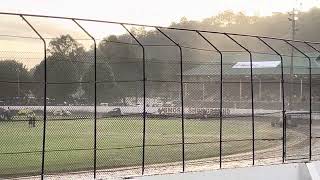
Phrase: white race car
[{"left": 53, "top": 109, "right": 72, "bottom": 116}]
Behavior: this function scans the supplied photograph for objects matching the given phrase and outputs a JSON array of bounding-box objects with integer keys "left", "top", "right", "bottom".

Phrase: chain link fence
[{"left": 0, "top": 13, "right": 320, "bottom": 179}]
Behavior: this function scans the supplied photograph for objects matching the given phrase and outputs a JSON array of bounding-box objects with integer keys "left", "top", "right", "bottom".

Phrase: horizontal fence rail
[{"left": 0, "top": 12, "right": 320, "bottom": 179}]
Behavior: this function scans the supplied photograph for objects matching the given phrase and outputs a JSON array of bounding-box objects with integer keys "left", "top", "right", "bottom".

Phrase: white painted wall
[
  {"left": 136, "top": 163, "right": 313, "bottom": 180},
  {"left": 307, "top": 161, "right": 320, "bottom": 180}
]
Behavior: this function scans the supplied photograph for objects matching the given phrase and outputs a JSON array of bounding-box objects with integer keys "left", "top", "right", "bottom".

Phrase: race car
[
  {"left": 18, "top": 108, "right": 34, "bottom": 116},
  {"left": 52, "top": 109, "right": 72, "bottom": 116},
  {"left": 104, "top": 108, "right": 122, "bottom": 117},
  {"left": 0, "top": 108, "right": 12, "bottom": 120}
]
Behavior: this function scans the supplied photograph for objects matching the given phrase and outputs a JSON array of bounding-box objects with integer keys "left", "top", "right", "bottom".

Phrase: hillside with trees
[{"left": 1, "top": 8, "right": 320, "bottom": 105}]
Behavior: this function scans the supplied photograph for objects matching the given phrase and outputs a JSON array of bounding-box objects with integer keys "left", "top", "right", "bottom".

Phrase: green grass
[{"left": 0, "top": 116, "right": 285, "bottom": 177}]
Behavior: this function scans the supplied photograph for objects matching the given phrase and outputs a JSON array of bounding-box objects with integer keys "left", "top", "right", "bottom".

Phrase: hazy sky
[
  {"left": 1, "top": 0, "right": 320, "bottom": 26},
  {"left": 1, "top": 0, "right": 320, "bottom": 68}
]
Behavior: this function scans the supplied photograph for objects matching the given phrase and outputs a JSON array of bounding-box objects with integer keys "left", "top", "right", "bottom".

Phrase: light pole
[
  {"left": 288, "top": 6, "right": 299, "bottom": 110},
  {"left": 17, "top": 67, "right": 20, "bottom": 98}
]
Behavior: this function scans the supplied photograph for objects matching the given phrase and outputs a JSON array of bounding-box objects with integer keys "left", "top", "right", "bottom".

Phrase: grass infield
[{"left": 0, "top": 116, "right": 290, "bottom": 177}]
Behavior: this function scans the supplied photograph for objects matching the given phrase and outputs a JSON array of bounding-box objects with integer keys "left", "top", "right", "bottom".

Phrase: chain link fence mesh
[{"left": 0, "top": 13, "right": 320, "bottom": 179}]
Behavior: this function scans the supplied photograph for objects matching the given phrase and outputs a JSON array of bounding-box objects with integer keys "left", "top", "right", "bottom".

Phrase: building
[{"left": 181, "top": 53, "right": 320, "bottom": 109}]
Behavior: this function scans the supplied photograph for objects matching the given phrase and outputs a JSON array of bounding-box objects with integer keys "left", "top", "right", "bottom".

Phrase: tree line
[
  {"left": 1, "top": 8, "right": 320, "bottom": 104},
  {"left": 1, "top": 34, "right": 136, "bottom": 104}
]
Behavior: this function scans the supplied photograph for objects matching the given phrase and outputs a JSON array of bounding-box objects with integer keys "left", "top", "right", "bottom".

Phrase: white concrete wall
[
  {"left": 136, "top": 163, "right": 314, "bottom": 180},
  {"left": 307, "top": 161, "right": 320, "bottom": 180}
]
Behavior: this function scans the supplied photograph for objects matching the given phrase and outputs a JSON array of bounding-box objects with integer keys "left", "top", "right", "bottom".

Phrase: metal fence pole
[
  {"left": 257, "top": 37, "right": 286, "bottom": 163},
  {"left": 284, "top": 40, "right": 312, "bottom": 161},
  {"left": 156, "top": 28, "right": 185, "bottom": 172},
  {"left": 72, "top": 19, "right": 97, "bottom": 179},
  {"left": 304, "top": 43, "right": 320, "bottom": 160},
  {"left": 224, "top": 34, "right": 255, "bottom": 165},
  {"left": 20, "top": 15, "right": 47, "bottom": 179},
  {"left": 121, "top": 24, "right": 147, "bottom": 174},
  {"left": 196, "top": 31, "right": 223, "bottom": 168}
]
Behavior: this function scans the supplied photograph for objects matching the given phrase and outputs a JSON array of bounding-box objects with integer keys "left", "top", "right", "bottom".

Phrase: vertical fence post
[
  {"left": 196, "top": 31, "right": 223, "bottom": 168},
  {"left": 304, "top": 43, "right": 320, "bottom": 160},
  {"left": 224, "top": 34, "right": 255, "bottom": 165},
  {"left": 256, "top": 37, "right": 286, "bottom": 163},
  {"left": 72, "top": 19, "right": 97, "bottom": 179},
  {"left": 121, "top": 24, "right": 147, "bottom": 174},
  {"left": 284, "top": 40, "right": 312, "bottom": 161},
  {"left": 20, "top": 15, "right": 47, "bottom": 179},
  {"left": 156, "top": 28, "right": 185, "bottom": 172}
]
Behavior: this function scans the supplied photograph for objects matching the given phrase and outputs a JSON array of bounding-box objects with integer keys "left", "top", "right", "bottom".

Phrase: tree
[
  {"left": 82, "top": 62, "right": 116, "bottom": 103},
  {"left": 98, "top": 35, "right": 140, "bottom": 103},
  {"left": 48, "top": 34, "right": 88, "bottom": 79},
  {"left": 32, "top": 57, "right": 79, "bottom": 103},
  {"left": 48, "top": 34, "right": 85, "bottom": 59},
  {"left": 98, "top": 35, "right": 134, "bottom": 63},
  {"left": 98, "top": 35, "right": 138, "bottom": 80},
  {"left": 32, "top": 35, "right": 86, "bottom": 103},
  {"left": 0, "top": 60, "right": 31, "bottom": 98}
]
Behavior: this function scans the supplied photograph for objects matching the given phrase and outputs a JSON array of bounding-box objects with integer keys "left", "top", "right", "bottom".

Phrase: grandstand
[{"left": 182, "top": 53, "right": 320, "bottom": 111}]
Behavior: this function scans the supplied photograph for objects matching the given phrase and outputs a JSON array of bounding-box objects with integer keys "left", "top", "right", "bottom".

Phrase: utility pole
[
  {"left": 288, "top": 7, "right": 298, "bottom": 110},
  {"left": 17, "top": 67, "right": 20, "bottom": 98}
]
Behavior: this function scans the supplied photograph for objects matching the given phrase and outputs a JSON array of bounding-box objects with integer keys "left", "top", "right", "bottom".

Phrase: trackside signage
[
  {"left": 4, "top": 106, "right": 316, "bottom": 119},
  {"left": 158, "top": 107, "right": 230, "bottom": 116}
]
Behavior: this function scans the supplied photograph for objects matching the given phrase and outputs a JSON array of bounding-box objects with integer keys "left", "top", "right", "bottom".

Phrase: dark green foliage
[
  {"left": 82, "top": 62, "right": 116, "bottom": 103},
  {"left": 32, "top": 35, "right": 88, "bottom": 102},
  {"left": 0, "top": 60, "right": 31, "bottom": 98},
  {"left": 32, "top": 57, "right": 79, "bottom": 103}
]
